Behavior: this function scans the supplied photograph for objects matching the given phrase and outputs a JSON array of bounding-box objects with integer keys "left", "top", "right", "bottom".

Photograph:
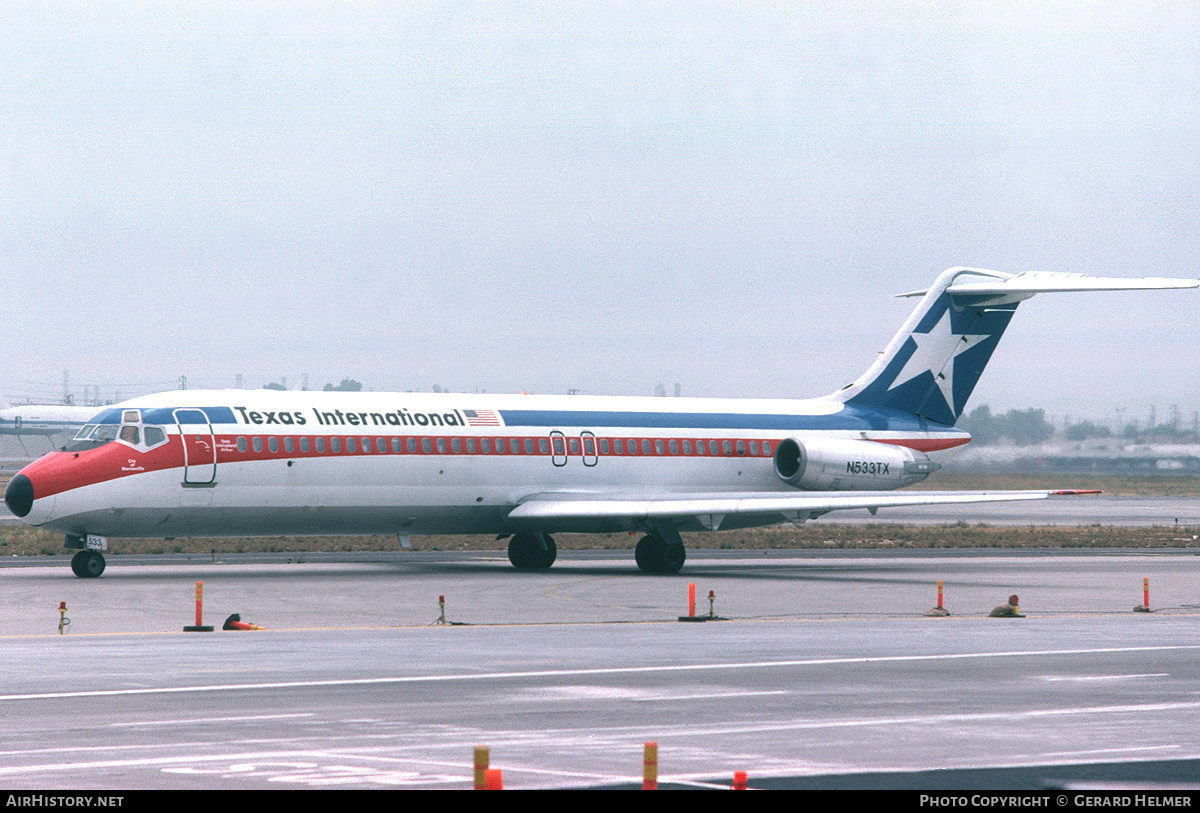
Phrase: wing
[{"left": 507, "top": 489, "right": 1100, "bottom": 532}]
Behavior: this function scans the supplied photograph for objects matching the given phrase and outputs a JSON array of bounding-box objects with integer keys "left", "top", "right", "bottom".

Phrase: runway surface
[{"left": 2, "top": 548, "right": 1200, "bottom": 789}]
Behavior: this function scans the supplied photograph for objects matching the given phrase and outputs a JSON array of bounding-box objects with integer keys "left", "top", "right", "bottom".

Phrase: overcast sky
[{"left": 2, "top": 1, "right": 1197, "bottom": 425}]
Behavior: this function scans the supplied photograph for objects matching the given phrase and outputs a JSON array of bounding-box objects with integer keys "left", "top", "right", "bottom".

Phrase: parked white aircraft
[
  {"left": 0, "top": 400, "right": 98, "bottom": 456},
  {"left": 5, "top": 267, "right": 1196, "bottom": 577}
]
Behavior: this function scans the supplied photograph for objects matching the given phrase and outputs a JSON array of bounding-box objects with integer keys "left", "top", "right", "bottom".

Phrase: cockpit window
[
  {"left": 116, "top": 420, "right": 168, "bottom": 451},
  {"left": 90, "top": 424, "right": 119, "bottom": 443},
  {"left": 69, "top": 414, "right": 168, "bottom": 453},
  {"left": 65, "top": 423, "right": 118, "bottom": 452}
]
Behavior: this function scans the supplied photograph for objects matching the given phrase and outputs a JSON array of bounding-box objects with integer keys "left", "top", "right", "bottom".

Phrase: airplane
[
  {"left": 0, "top": 400, "right": 100, "bottom": 456},
  {"left": 4, "top": 267, "right": 1196, "bottom": 578}
]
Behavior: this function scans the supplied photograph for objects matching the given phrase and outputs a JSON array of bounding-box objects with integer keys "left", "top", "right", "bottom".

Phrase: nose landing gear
[
  {"left": 66, "top": 534, "right": 107, "bottom": 578},
  {"left": 70, "top": 549, "right": 106, "bottom": 578}
]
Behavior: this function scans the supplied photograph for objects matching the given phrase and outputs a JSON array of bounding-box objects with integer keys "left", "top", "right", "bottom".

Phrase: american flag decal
[{"left": 463, "top": 409, "right": 502, "bottom": 426}]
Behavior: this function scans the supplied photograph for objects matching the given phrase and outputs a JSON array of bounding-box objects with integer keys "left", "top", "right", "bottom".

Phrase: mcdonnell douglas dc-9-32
[{"left": 5, "top": 267, "right": 1196, "bottom": 578}]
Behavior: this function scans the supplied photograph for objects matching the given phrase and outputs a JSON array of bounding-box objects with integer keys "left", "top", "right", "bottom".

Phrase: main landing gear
[
  {"left": 634, "top": 529, "right": 686, "bottom": 575},
  {"left": 507, "top": 533, "right": 557, "bottom": 570},
  {"left": 504, "top": 528, "right": 686, "bottom": 575},
  {"left": 70, "top": 549, "right": 106, "bottom": 578}
]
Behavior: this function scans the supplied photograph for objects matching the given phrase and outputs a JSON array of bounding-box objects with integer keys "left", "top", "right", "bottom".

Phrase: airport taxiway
[{"left": 2, "top": 548, "right": 1200, "bottom": 789}]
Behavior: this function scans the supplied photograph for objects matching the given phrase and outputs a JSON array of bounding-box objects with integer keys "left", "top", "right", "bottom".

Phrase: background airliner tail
[{"left": 831, "top": 267, "right": 1199, "bottom": 427}]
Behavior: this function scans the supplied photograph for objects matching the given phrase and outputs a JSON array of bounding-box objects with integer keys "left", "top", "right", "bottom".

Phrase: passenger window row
[{"left": 224, "top": 435, "right": 776, "bottom": 458}]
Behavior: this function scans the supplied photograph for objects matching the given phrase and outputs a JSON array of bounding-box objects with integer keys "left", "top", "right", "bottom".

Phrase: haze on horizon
[{"left": 2, "top": 2, "right": 1197, "bottom": 423}]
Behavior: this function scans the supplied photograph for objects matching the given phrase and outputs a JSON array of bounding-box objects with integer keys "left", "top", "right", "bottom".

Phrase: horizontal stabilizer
[{"left": 899, "top": 270, "right": 1199, "bottom": 298}]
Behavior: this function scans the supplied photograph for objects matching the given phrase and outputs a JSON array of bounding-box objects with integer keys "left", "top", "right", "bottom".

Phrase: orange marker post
[
  {"left": 643, "top": 741, "right": 658, "bottom": 790},
  {"left": 1135, "top": 577, "right": 1153, "bottom": 612},
  {"left": 937, "top": 580, "right": 944, "bottom": 610},
  {"left": 184, "top": 581, "right": 214, "bottom": 632},
  {"left": 688, "top": 583, "right": 696, "bottom": 617},
  {"left": 473, "top": 746, "right": 489, "bottom": 790},
  {"left": 733, "top": 770, "right": 748, "bottom": 790}
]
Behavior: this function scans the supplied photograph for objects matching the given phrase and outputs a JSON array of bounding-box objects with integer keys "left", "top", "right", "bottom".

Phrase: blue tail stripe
[{"left": 843, "top": 293, "right": 1020, "bottom": 425}]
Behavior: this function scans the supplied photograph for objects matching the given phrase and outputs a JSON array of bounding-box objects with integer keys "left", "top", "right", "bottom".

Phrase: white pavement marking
[
  {"left": 3, "top": 644, "right": 1199, "bottom": 702},
  {"left": 108, "top": 713, "right": 314, "bottom": 727}
]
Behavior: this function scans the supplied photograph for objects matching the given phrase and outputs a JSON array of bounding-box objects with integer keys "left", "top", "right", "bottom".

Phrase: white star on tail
[{"left": 888, "top": 308, "right": 991, "bottom": 416}]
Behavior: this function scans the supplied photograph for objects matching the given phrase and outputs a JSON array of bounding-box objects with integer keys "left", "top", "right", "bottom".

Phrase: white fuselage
[{"left": 11, "top": 389, "right": 968, "bottom": 539}]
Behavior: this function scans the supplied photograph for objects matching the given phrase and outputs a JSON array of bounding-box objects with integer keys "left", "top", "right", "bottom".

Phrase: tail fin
[{"left": 831, "top": 267, "right": 1198, "bottom": 426}]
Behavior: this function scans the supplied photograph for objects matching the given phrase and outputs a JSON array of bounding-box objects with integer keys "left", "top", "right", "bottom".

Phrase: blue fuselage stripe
[
  {"left": 496, "top": 407, "right": 953, "bottom": 434},
  {"left": 91, "top": 405, "right": 957, "bottom": 436}
]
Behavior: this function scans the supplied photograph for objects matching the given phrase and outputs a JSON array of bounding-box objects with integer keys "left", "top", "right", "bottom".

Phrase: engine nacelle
[{"left": 773, "top": 437, "right": 939, "bottom": 491}]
